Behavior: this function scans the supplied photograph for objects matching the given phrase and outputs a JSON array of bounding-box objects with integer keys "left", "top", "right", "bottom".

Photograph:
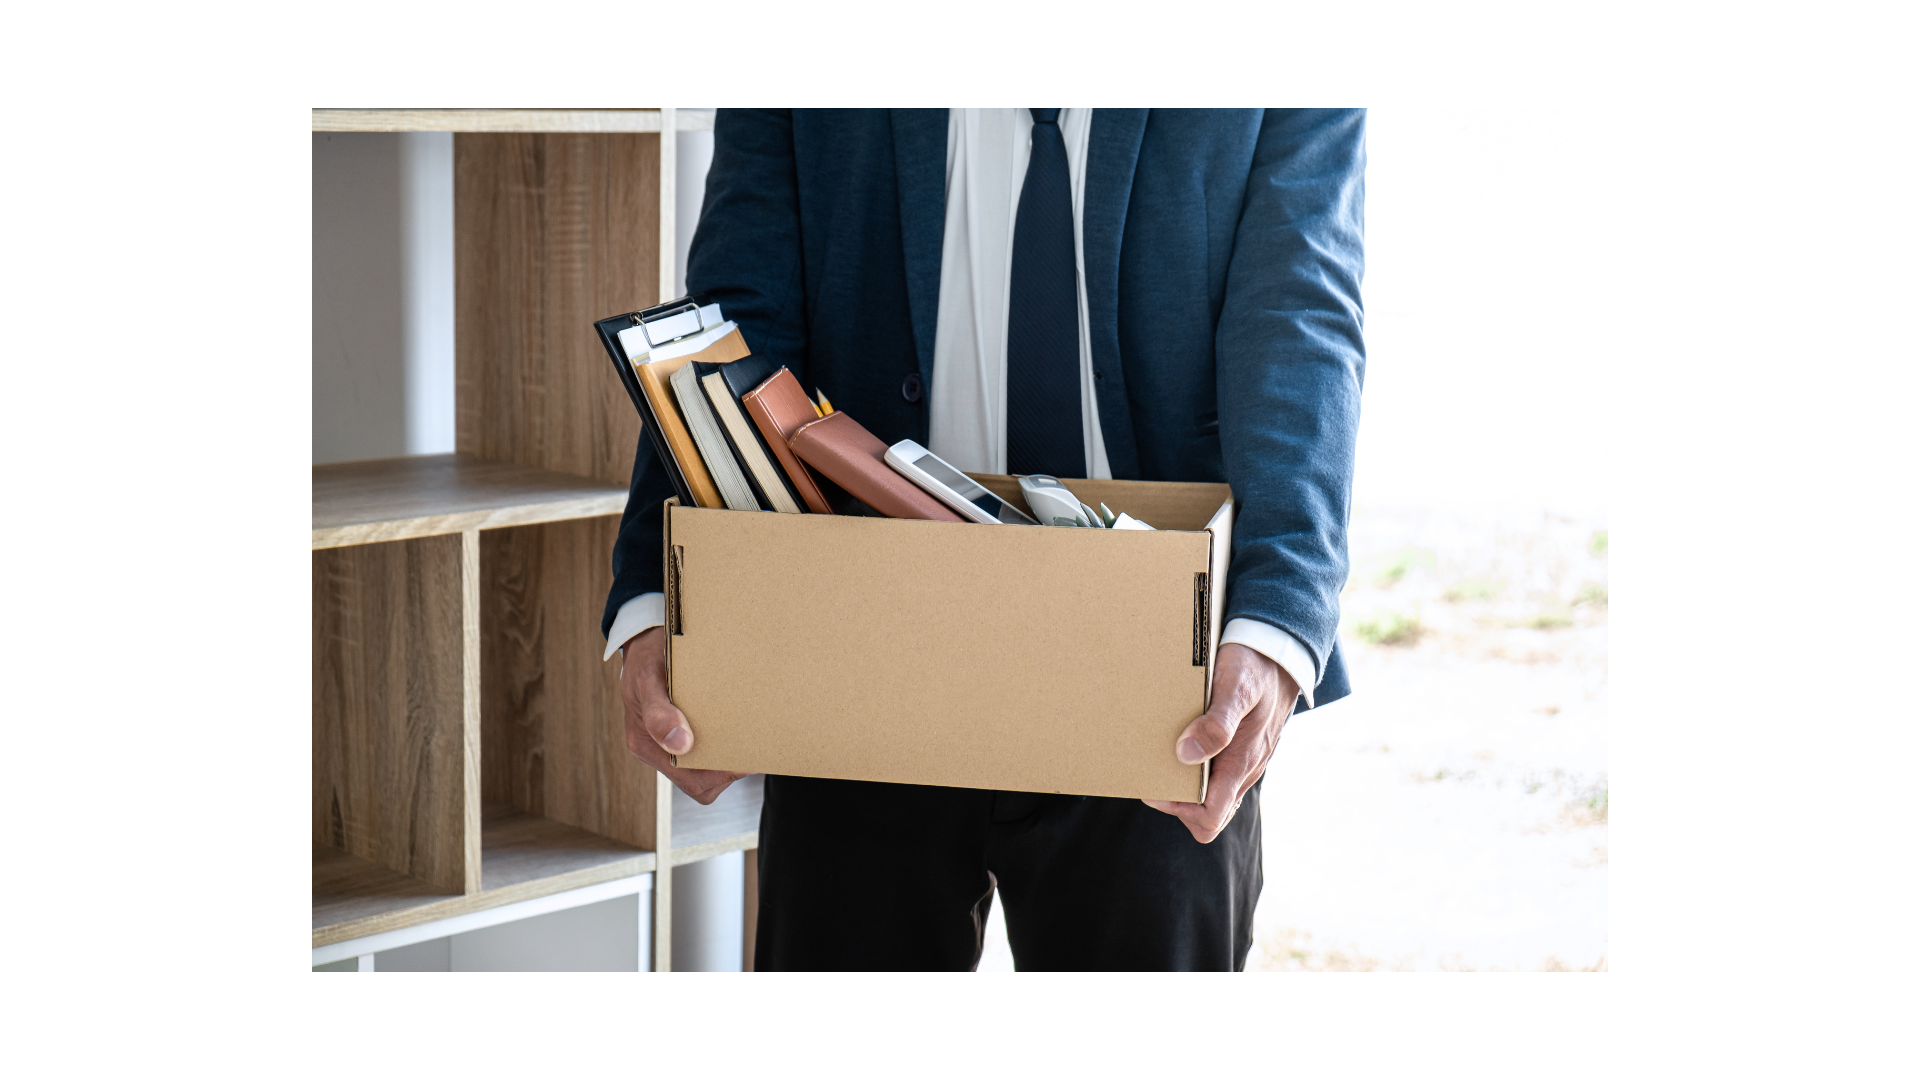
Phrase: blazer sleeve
[
  {"left": 602, "top": 108, "right": 811, "bottom": 638},
  {"left": 1214, "top": 108, "right": 1367, "bottom": 688}
]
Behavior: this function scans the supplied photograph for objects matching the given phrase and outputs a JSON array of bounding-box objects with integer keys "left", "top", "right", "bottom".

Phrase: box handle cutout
[
  {"left": 667, "top": 545, "right": 685, "bottom": 636},
  {"left": 1192, "top": 572, "right": 1209, "bottom": 666}
]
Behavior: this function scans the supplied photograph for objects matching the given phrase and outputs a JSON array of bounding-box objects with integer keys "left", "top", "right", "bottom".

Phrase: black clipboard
[{"left": 593, "top": 296, "right": 718, "bottom": 508}]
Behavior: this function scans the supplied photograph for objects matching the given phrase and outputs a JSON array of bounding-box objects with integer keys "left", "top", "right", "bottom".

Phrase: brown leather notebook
[
  {"left": 740, "top": 368, "right": 834, "bottom": 515},
  {"left": 786, "top": 412, "right": 967, "bottom": 523}
]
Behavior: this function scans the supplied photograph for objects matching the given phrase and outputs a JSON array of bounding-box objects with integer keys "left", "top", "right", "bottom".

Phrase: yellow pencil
[{"left": 814, "top": 390, "right": 834, "bottom": 417}]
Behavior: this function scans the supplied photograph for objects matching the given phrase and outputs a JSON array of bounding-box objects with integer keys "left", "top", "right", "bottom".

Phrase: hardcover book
[
  {"left": 740, "top": 367, "right": 836, "bottom": 515},
  {"left": 694, "top": 354, "right": 805, "bottom": 514},
  {"left": 670, "top": 360, "right": 764, "bottom": 512}
]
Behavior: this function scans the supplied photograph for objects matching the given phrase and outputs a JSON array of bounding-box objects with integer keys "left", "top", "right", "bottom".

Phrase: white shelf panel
[{"left": 313, "top": 109, "right": 715, "bottom": 133}]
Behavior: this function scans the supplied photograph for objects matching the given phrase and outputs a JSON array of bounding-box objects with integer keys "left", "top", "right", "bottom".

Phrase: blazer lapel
[
  {"left": 1083, "top": 109, "right": 1149, "bottom": 479},
  {"left": 891, "top": 109, "right": 949, "bottom": 382}
]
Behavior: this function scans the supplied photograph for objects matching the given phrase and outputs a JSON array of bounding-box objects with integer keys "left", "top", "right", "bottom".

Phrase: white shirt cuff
[
  {"left": 1220, "top": 618, "right": 1318, "bottom": 710},
  {"left": 602, "top": 592, "right": 666, "bottom": 661}
]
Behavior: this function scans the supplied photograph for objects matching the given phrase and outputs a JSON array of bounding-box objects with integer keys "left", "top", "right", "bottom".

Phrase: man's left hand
[{"left": 1143, "top": 643, "right": 1299, "bottom": 843}]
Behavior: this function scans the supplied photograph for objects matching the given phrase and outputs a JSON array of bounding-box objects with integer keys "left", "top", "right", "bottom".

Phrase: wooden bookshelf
[
  {"left": 314, "top": 805, "right": 657, "bottom": 947},
  {"left": 313, "top": 109, "right": 758, "bottom": 970}
]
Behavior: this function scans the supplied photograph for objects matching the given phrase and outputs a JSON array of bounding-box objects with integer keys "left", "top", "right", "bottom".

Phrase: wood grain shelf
[
  {"left": 668, "top": 832, "right": 759, "bottom": 869},
  {"left": 312, "top": 453, "right": 627, "bottom": 549},
  {"left": 314, "top": 802, "right": 658, "bottom": 947},
  {"left": 314, "top": 532, "right": 478, "bottom": 893}
]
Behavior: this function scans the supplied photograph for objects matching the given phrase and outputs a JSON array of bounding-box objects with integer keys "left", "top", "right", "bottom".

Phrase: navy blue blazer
[{"left": 605, "top": 108, "right": 1365, "bottom": 709}]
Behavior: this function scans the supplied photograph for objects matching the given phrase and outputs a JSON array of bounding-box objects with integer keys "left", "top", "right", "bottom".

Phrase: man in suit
[{"left": 604, "top": 109, "right": 1366, "bottom": 971}]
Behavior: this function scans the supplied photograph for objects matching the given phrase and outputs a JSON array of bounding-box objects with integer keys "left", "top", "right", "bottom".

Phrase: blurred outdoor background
[{"left": 982, "top": 108, "right": 1611, "bottom": 971}]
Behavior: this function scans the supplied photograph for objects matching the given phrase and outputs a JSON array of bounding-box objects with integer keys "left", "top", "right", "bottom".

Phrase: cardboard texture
[{"left": 667, "top": 476, "right": 1235, "bottom": 802}]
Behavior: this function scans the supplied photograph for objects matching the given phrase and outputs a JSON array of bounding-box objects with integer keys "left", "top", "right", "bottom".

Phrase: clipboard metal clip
[{"left": 633, "top": 296, "right": 713, "bottom": 349}]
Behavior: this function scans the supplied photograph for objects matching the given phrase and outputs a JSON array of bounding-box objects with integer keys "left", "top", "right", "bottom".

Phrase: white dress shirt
[
  {"left": 607, "top": 109, "right": 1318, "bottom": 706},
  {"left": 927, "top": 108, "right": 1110, "bottom": 480}
]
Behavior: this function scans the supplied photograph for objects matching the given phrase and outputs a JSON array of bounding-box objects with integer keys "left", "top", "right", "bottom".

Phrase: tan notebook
[{"left": 631, "top": 328, "right": 750, "bottom": 509}]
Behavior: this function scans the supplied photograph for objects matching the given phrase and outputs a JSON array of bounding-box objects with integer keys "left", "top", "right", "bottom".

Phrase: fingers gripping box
[{"left": 664, "top": 475, "right": 1233, "bottom": 803}]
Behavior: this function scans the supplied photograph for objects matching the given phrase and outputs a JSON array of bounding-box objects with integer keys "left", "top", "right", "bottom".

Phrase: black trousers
[{"left": 752, "top": 775, "right": 1263, "bottom": 971}]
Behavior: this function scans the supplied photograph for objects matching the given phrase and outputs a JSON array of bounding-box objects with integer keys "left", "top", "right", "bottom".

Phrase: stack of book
[
  {"left": 597, "top": 299, "right": 910, "bottom": 519},
  {"left": 597, "top": 298, "right": 1159, "bottom": 531}
]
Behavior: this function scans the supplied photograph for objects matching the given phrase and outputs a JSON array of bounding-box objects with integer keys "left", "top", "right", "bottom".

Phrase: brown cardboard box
[{"left": 665, "top": 475, "right": 1234, "bottom": 802}]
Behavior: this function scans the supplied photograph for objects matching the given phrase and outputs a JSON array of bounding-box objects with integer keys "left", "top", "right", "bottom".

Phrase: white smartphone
[{"left": 884, "top": 440, "right": 1039, "bottom": 525}]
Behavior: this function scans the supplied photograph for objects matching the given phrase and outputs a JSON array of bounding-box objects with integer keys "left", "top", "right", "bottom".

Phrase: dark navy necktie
[{"left": 1004, "top": 108, "right": 1085, "bottom": 478}]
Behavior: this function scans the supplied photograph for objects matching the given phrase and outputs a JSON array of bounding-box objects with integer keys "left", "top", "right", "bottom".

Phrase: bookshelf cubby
[{"left": 313, "top": 109, "right": 755, "bottom": 969}]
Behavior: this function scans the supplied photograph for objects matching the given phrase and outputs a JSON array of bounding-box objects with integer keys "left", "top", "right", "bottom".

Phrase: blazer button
[{"left": 901, "top": 372, "right": 924, "bottom": 403}]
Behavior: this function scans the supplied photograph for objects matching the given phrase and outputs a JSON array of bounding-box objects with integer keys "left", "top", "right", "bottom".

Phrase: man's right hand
[{"left": 618, "top": 625, "right": 745, "bottom": 805}]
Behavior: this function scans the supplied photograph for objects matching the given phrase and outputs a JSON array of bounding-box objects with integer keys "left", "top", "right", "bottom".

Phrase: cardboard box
[{"left": 666, "top": 475, "right": 1234, "bottom": 802}]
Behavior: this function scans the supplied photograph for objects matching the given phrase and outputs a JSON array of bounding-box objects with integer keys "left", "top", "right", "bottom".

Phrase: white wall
[
  {"left": 675, "top": 129, "right": 713, "bottom": 299},
  {"left": 311, "top": 132, "right": 455, "bottom": 464},
  {"left": 1351, "top": 108, "right": 1609, "bottom": 517},
  {"left": 672, "top": 849, "right": 745, "bottom": 971},
  {"left": 399, "top": 133, "right": 456, "bottom": 456}
]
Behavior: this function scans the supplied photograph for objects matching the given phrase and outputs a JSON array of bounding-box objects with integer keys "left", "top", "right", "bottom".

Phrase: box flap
[
  {"left": 1202, "top": 496, "right": 1234, "bottom": 708},
  {"left": 661, "top": 496, "right": 680, "bottom": 722}
]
